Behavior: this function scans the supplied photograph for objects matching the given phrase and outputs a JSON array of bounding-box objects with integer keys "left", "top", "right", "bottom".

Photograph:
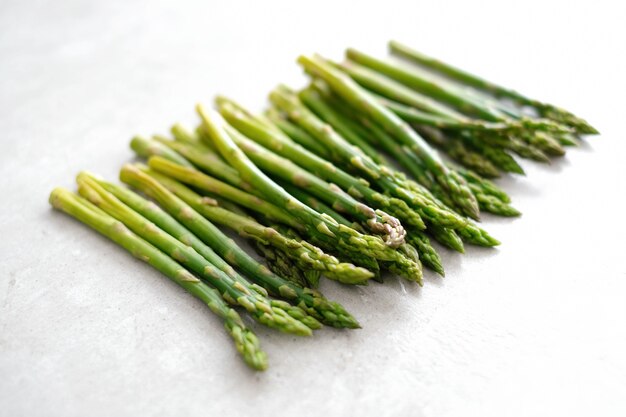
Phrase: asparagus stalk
[
  {"left": 130, "top": 136, "right": 194, "bottom": 167},
  {"left": 197, "top": 105, "right": 423, "bottom": 284},
  {"left": 268, "top": 87, "right": 473, "bottom": 228},
  {"left": 119, "top": 164, "right": 360, "bottom": 328},
  {"left": 88, "top": 173, "right": 322, "bottom": 328},
  {"left": 217, "top": 97, "right": 434, "bottom": 231},
  {"left": 171, "top": 123, "right": 202, "bottom": 144},
  {"left": 388, "top": 40, "right": 598, "bottom": 134},
  {"left": 76, "top": 173, "right": 313, "bottom": 337},
  {"left": 449, "top": 163, "right": 511, "bottom": 203},
  {"left": 336, "top": 58, "right": 568, "bottom": 160},
  {"left": 144, "top": 169, "right": 374, "bottom": 285},
  {"left": 147, "top": 155, "right": 383, "bottom": 277},
  {"left": 152, "top": 135, "right": 245, "bottom": 188},
  {"left": 406, "top": 231, "right": 444, "bottom": 276},
  {"left": 346, "top": 49, "right": 573, "bottom": 134},
  {"left": 251, "top": 239, "right": 319, "bottom": 287},
  {"left": 49, "top": 188, "right": 268, "bottom": 370},
  {"left": 345, "top": 48, "right": 503, "bottom": 121},
  {"left": 147, "top": 156, "right": 300, "bottom": 229},
  {"left": 428, "top": 224, "right": 465, "bottom": 253},
  {"left": 322, "top": 92, "right": 516, "bottom": 223},
  {"left": 299, "top": 86, "right": 390, "bottom": 166},
  {"left": 280, "top": 181, "right": 356, "bottom": 228},
  {"left": 224, "top": 123, "right": 406, "bottom": 247},
  {"left": 297, "top": 55, "right": 480, "bottom": 220}
]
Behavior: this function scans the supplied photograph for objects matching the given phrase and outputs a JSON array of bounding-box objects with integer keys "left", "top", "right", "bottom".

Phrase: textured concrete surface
[{"left": 1, "top": 1, "right": 625, "bottom": 416}]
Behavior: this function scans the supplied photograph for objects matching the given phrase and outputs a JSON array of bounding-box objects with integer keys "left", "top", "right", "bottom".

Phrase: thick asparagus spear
[
  {"left": 49, "top": 188, "right": 268, "bottom": 370},
  {"left": 88, "top": 173, "right": 322, "bottom": 329},
  {"left": 297, "top": 55, "right": 480, "bottom": 220},
  {"left": 76, "top": 174, "right": 313, "bottom": 337},
  {"left": 119, "top": 164, "right": 360, "bottom": 328},
  {"left": 388, "top": 40, "right": 598, "bottom": 134},
  {"left": 197, "top": 105, "right": 423, "bottom": 283}
]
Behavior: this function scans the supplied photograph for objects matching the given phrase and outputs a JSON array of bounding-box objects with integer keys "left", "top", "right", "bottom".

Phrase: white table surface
[{"left": 1, "top": 1, "right": 625, "bottom": 416}]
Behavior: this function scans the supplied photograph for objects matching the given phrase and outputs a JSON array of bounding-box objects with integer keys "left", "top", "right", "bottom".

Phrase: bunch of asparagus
[{"left": 49, "top": 41, "right": 597, "bottom": 370}]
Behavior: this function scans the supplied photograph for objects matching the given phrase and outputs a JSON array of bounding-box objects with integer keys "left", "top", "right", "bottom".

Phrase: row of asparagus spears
[{"left": 50, "top": 41, "right": 597, "bottom": 370}]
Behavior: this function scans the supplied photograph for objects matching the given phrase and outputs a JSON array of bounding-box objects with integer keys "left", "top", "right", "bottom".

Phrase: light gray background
[{"left": 1, "top": 1, "right": 625, "bottom": 416}]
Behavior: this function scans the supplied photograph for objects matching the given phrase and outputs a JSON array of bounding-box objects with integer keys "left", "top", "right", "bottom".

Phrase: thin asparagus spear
[
  {"left": 428, "top": 224, "right": 465, "bottom": 253},
  {"left": 264, "top": 107, "right": 332, "bottom": 159},
  {"left": 269, "top": 86, "right": 473, "bottom": 227},
  {"left": 388, "top": 40, "right": 598, "bottom": 134},
  {"left": 145, "top": 171, "right": 374, "bottom": 285},
  {"left": 197, "top": 105, "right": 423, "bottom": 284},
  {"left": 299, "top": 86, "right": 390, "bottom": 166},
  {"left": 171, "top": 123, "right": 201, "bottom": 144},
  {"left": 130, "top": 136, "right": 194, "bottom": 167},
  {"left": 297, "top": 55, "right": 480, "bottom": 220},
  {"left": 49, "top": 188, "right": 268, "bottom": 370},
  {"left": 224, "top": 123, "right": 406, "bottom": 246},
  {"left": 406, "top": 231, "right": 445, "bottom": 276},
  {"left": 88, "top": 173, "right": 322, "bottom": 329},
  {"left": 120, "top": 164, "right": 360, "bottom": 328},
  {"left": 251, "top": 239, "right": 317, "bottom": 287},
  {"left": 152, "top": 135, "right": 246, "bottom": 189},
  {"left": 279, "top": 182, "right": 356, "bottom": 228},
  {"left": 346, "top": 49, "right": 573, "bottom": 134},
  {"left": 217, "top": 97, "right": 434, "bottom": 230},
  {"left": 449, "top": 163, "right": 511, "bottom": 203},
  {"left": 147, "top": 156, "right": 300, "bottom": 229},
  {"left": 76, "top": 174, "right": 313, "bottom": 337}
]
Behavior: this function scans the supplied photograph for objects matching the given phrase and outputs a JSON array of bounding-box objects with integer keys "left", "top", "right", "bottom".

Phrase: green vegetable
[{"left": 49, "top": 188, "right": 268, "bottom": 371}]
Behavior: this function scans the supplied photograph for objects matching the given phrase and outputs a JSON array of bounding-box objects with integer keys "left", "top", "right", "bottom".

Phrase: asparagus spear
[
  {"left": 87, "top": 173, "right": 322, "bottom": 329},
  {"left": 428, "top": 224, "right": 465, "bottom": 253},
  {"left": 268, "top": 87, "right": 474, "bottom": 228},
  {"left": 449, "top": 163, "right": 511, "bottom": 203},
  {"left": 147, "top": 155, "right": 383, "bottom": 277},
  {"left": 251, "top": 239, "right": 319, "bottom": 287},
  {"left": 152, "top": 135, "right": 245, "bottom": 188},
  {"left": 130, "top": 136, "right": 194, "bottom": 167},
  {"left": 388, "top": 40, "right": 598, "bottom": 134},
  {"left": 322, "top": 93, "right": 516, "bottom": 223},
  {"left": 299, "top": 86, "right": 390, "bottom": 166},
  {"left": 217, "top": 97, "right": 433, "bottom": 231},
  {"left": 146, "top": 155, "right": 300, "bottom": 230},
  {"left": 49, "top": 188, "right": 268, "bottom": 370},
  {"left": 264, "top": 108, "right": 332, "bottom": 159},
  {"left": 144, "top": 169, "right": 374, "bottom": 285},
  {"left": 337, "top": 58, "right": 568, "bottom": 159},
  {"left": 171, "top": 123, "right": 202, "bottom": 144},
  {"left": 346, "top": 49, "right": 573, "bottom": 133},
  {"left": 297, "top": 55, "right": 480, "bottom": 220},
  {"left": 119, "top": 164, "right": 360, "bottom": 328},
  {"left": 197, "top": 105, "right": 423, "bottom": 284},
  {"left": 280, "top": 182, "right": 356, "bottom": 228},
  {"left": 406, "top": 231, "right": 444, "bottom": 276},
  {"left": 76, "top": 173, "right": 313, "bottom": 337},
  {"left": 345, "top": 48, "right": 503, "bottom": 121},
  {"left": 224, "top": 123, "right": 406, "bottom": 247}
]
